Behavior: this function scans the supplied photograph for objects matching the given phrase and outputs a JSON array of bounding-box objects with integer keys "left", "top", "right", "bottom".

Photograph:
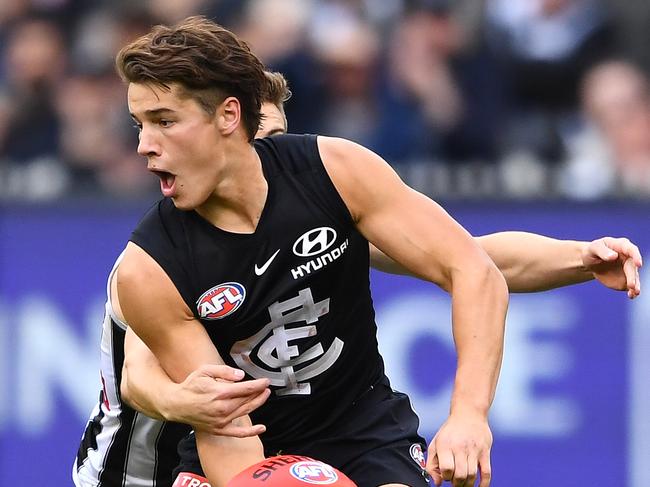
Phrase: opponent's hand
[
  {"left": 582, "top": 237, "right": 642, "bottom": 299},
  {"left": 164, "top": 364, "right": 271, "bottom": 437},
  {"left": 427, "top": 411, "right": 492, "bottom": 487}
]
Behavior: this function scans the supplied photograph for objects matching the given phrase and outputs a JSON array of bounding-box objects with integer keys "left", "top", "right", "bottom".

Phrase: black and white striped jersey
[{"left": 73, "top": 256, "right": 190, "bottom": 487}]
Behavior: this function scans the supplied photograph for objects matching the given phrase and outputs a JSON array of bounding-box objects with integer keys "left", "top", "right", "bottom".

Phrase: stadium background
[{"left": 1, "top": 1, "right": 649, "bottom": 486}]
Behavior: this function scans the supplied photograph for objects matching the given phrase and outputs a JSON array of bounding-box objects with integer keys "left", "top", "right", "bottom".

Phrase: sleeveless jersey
[
  {"left": 73, "top": 255, "right": 190, "bottom": 487},
  {"left": 130, "top": 134, "right": 386, "bottom": 448}
]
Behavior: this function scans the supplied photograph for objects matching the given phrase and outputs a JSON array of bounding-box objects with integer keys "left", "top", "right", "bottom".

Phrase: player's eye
[{"left": 159, "top": 120, "right": 174, "bottom": 128}]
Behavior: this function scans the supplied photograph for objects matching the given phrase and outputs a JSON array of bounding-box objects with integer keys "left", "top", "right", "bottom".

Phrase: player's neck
[{"left": 196, "top": 144, "right": 268, "bottom": 234}]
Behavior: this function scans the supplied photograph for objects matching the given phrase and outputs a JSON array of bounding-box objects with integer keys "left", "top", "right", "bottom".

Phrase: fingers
[
  {"left": 591, "top": 238, "right": 619, "bottom": 262},
  {"left": 426, "top": 444, "right": 443, "bottom": 486},
  {"left": 603, "top": 237, "right": 643, "bottom": 267},
  {"left": 428, "top": 448, "right": 481, "bottom": 487},
  {"left": 219, "top": 388, "right": 272, "bottom": 427},
  {"left": 196, "top": 364, "right": 247, "bottom": 382},
  {"left": 451, "top": 452, "right": 467, "bottom": 487},
  {"left": 213, "top": 389, "right": 270, "bottom": 437},
  {"left": 478, "top": 450, "right": 492, "bottom": 487},
  {"left": 192, "top": 364, "right": 270, "bottom": 397},
  {"left": 214, "top": 421, "right": 267, "bottom": 438},
  {"left": 624, "top": 257, "right": 641, "bottom": 298},
  {"left": 437, "top": 448, "right": 455, "bottom": 484},
  {"left": 449, "top": 450, "right": 479, "bottom": 487},
  {"left": 213, "top": 378, "right": 271, "bottom": 399},
  {"left": 462, "top": 452, "right": 478, "bottom": 487}
]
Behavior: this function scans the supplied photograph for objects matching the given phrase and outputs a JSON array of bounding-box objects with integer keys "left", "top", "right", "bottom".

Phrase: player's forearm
[
  {"left": 449, "top": 262, "right": 508, "bottom": 415},
  {"left": 197, "top": 423, "right": 265, "bottom": 487},
  {"left": 369, "top": 244, "right": 411, "bottom": 276},
  {"left": 476, "top": 232, "right": 593, "bottom": 292},
  {"left": 121, "top": 351, "right": 176, "bottom": 421},
  {"left": 371, "top": 233, "right": 594, "bottom": 292}
]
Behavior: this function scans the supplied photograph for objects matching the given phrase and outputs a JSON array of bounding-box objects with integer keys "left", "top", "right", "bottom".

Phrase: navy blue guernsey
[{"left": 130, "top": 134, "right": 385, "bottom": 448}]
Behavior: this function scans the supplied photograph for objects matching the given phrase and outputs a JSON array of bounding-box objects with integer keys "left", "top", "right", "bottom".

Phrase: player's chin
[{"left": 169, "top": 193, "right": 198, "bottom": 211}]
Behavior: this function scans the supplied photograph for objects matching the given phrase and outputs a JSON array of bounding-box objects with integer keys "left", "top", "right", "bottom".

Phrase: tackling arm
[
  {"left": 370, "top": 232, "right": 642, "bottom": 297},
  {"left": 121, "top": 326, "right": 270, "bottom": 432}
]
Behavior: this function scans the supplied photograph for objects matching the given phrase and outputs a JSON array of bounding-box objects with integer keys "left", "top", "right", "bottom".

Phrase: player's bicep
[
  {"left": 117, "top": 242, "right": 223, "bottom": 383},
  {"left": 318, "top": 136, "right": 486, "bottom": 288}
]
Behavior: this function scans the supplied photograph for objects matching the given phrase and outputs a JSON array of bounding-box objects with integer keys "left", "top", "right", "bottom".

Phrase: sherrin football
[{"left": 226, "top": 455, "right": 357, "bottom": 486}]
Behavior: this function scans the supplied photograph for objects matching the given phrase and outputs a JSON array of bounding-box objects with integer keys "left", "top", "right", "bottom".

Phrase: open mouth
[{"left": 151, "top": 170, "right": 176, "bottom": 197}]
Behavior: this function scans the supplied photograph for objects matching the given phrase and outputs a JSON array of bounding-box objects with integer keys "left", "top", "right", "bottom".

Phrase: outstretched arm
[
  {"left": 319, "top": 136, "right": 508, "bottom": 487},
  {"left": 370, "top": 232, "right": 642, "bottom": 297}
]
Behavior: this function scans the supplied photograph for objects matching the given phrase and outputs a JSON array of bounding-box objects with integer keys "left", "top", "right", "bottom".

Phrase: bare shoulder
[
  {"left": 316, "top": 136, "right": 405, "bottom": 221},
  {"left": 116, "top": 242, "right": 194, "bottom": 328},
  {"left": 118, "top": 242, "right": 166, "bottom": 284},
  {"left": 316, "top": 136, "right": 390, "bottom": 175}
]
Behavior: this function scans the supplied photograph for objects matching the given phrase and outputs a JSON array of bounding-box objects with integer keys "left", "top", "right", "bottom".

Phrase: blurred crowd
[{"left": 1, "top": 0, "right": 650, "bottom": 201}]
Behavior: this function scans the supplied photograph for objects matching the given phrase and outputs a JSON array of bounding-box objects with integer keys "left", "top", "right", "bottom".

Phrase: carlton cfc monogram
[{"left": 230, "top": 287, "right": 344, "bottom": 396}]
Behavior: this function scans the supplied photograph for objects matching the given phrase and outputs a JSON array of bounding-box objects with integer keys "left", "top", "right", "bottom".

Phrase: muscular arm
[
  {"left": 121, "top": 327, "right": 271, "bottom": 432},
  {"left": 117, "top": 242, "right": 266, "bottom": 486},
  {"left": 318, "top": 136, "right": 508, "bottom": 487},
  {"left": 370, "top": 233, "right": 642, "bottom": 297}
]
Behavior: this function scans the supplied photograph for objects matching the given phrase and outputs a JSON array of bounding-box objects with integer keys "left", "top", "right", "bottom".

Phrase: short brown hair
[
  {"left": 262, "top": 71, "right": 292, "bottom": 108},
  {"left": 116, "top": 16, "right": 266, "bottom": 141}
]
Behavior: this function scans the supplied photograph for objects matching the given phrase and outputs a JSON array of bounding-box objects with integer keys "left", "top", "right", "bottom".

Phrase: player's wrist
[
  {"left": 449, "top": 390, "right": 492, "bottom": 419},
  {"left": 449, "top": 402, "right": 490, "bottom": 420},
  {"left": 577, "top": 240, "right": 600, "bottom": 282},
  {"left": 158, "top": 383, "right": 183, "bottom": 422}
]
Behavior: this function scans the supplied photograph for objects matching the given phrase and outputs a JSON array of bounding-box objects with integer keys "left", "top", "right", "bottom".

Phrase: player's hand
[
  {"left": 165, "top": 364, "right": 271, "bottom": 437},
  {"left": 427, "top": 410, "right": 492, "bottom": 487},
  {"left": 582, "top": 237, "right": 642, "bottom": 299}
]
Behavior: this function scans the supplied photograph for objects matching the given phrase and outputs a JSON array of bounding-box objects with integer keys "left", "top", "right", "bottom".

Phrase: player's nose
[{"left": 137, "top": 128, "right": 162, "bottom": 158}]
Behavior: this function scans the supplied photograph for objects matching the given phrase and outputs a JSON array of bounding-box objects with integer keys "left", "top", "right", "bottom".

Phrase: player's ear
[{"left": 218, "top": 96, "right": 241, "bottom": 136}]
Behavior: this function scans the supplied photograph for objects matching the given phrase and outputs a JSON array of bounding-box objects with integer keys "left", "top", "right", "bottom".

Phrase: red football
[{"left": 226, "top": 455, "right": 357, "bottom": 486}]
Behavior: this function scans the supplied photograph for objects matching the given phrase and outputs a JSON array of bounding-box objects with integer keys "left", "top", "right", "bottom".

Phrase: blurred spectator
[
  {"left": 485, "top": 0, "right": 618, "bottom": 179},
  {"left": 377, "top": 2, "right": 461, "bottom": 163},
  {"left": 237, "top": 0, "right": 321, "bottom": 133},
  {"left": 70, "top": 7, "right": 152, "bottom": 76},
  {"left": 0, "top": 16, "right": 68, "bottom": 200},
  {"left": 560, "top": 60, "right": 650, "bottom": 198},
  {"left": 375, "top": 0, "right": 507, "bottom": 168},
  {"left": 2, "top": 17, "right": 66, "bottom": 159},
  {"left": 1, "top": 0, "right": 648, "bottom": 201},
  {"left": 309, "top": 4, "right": 381, "bottom": 145},
  {"left": 55, "top": 73, "right": 154, "bottom": 198},
  {"left": 146, "top": 0, "right": 209, "bottom": 24},
  {"left": 485, "top": 0, "right": 616, "bottom": 109},
  {"left": 604, "top": 0, "right": 650, "bottom": 73}
]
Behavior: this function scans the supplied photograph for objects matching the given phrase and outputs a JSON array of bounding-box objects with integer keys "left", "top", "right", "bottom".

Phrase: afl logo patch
[
  {"left": 293, "top": 227, "right": 337, "bottom": 257},
  {"left": 196, "top": 282, "right": 245, "bottom": 320},
  {"left": 289, "top": 461, "right": 339, "bottom": 484},
  {"left": 410, "top": 443, "right": 426, "bottom": 469}
]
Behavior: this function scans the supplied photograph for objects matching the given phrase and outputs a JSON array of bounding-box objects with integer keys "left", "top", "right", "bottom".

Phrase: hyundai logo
[{"left": 292, "top": 227, "right": 338, "bottom": 257}]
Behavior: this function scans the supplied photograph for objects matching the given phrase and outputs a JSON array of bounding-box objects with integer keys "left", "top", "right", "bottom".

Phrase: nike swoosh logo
[{"left": 254, "top": 249, "right": 281, "bottom": 276}]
